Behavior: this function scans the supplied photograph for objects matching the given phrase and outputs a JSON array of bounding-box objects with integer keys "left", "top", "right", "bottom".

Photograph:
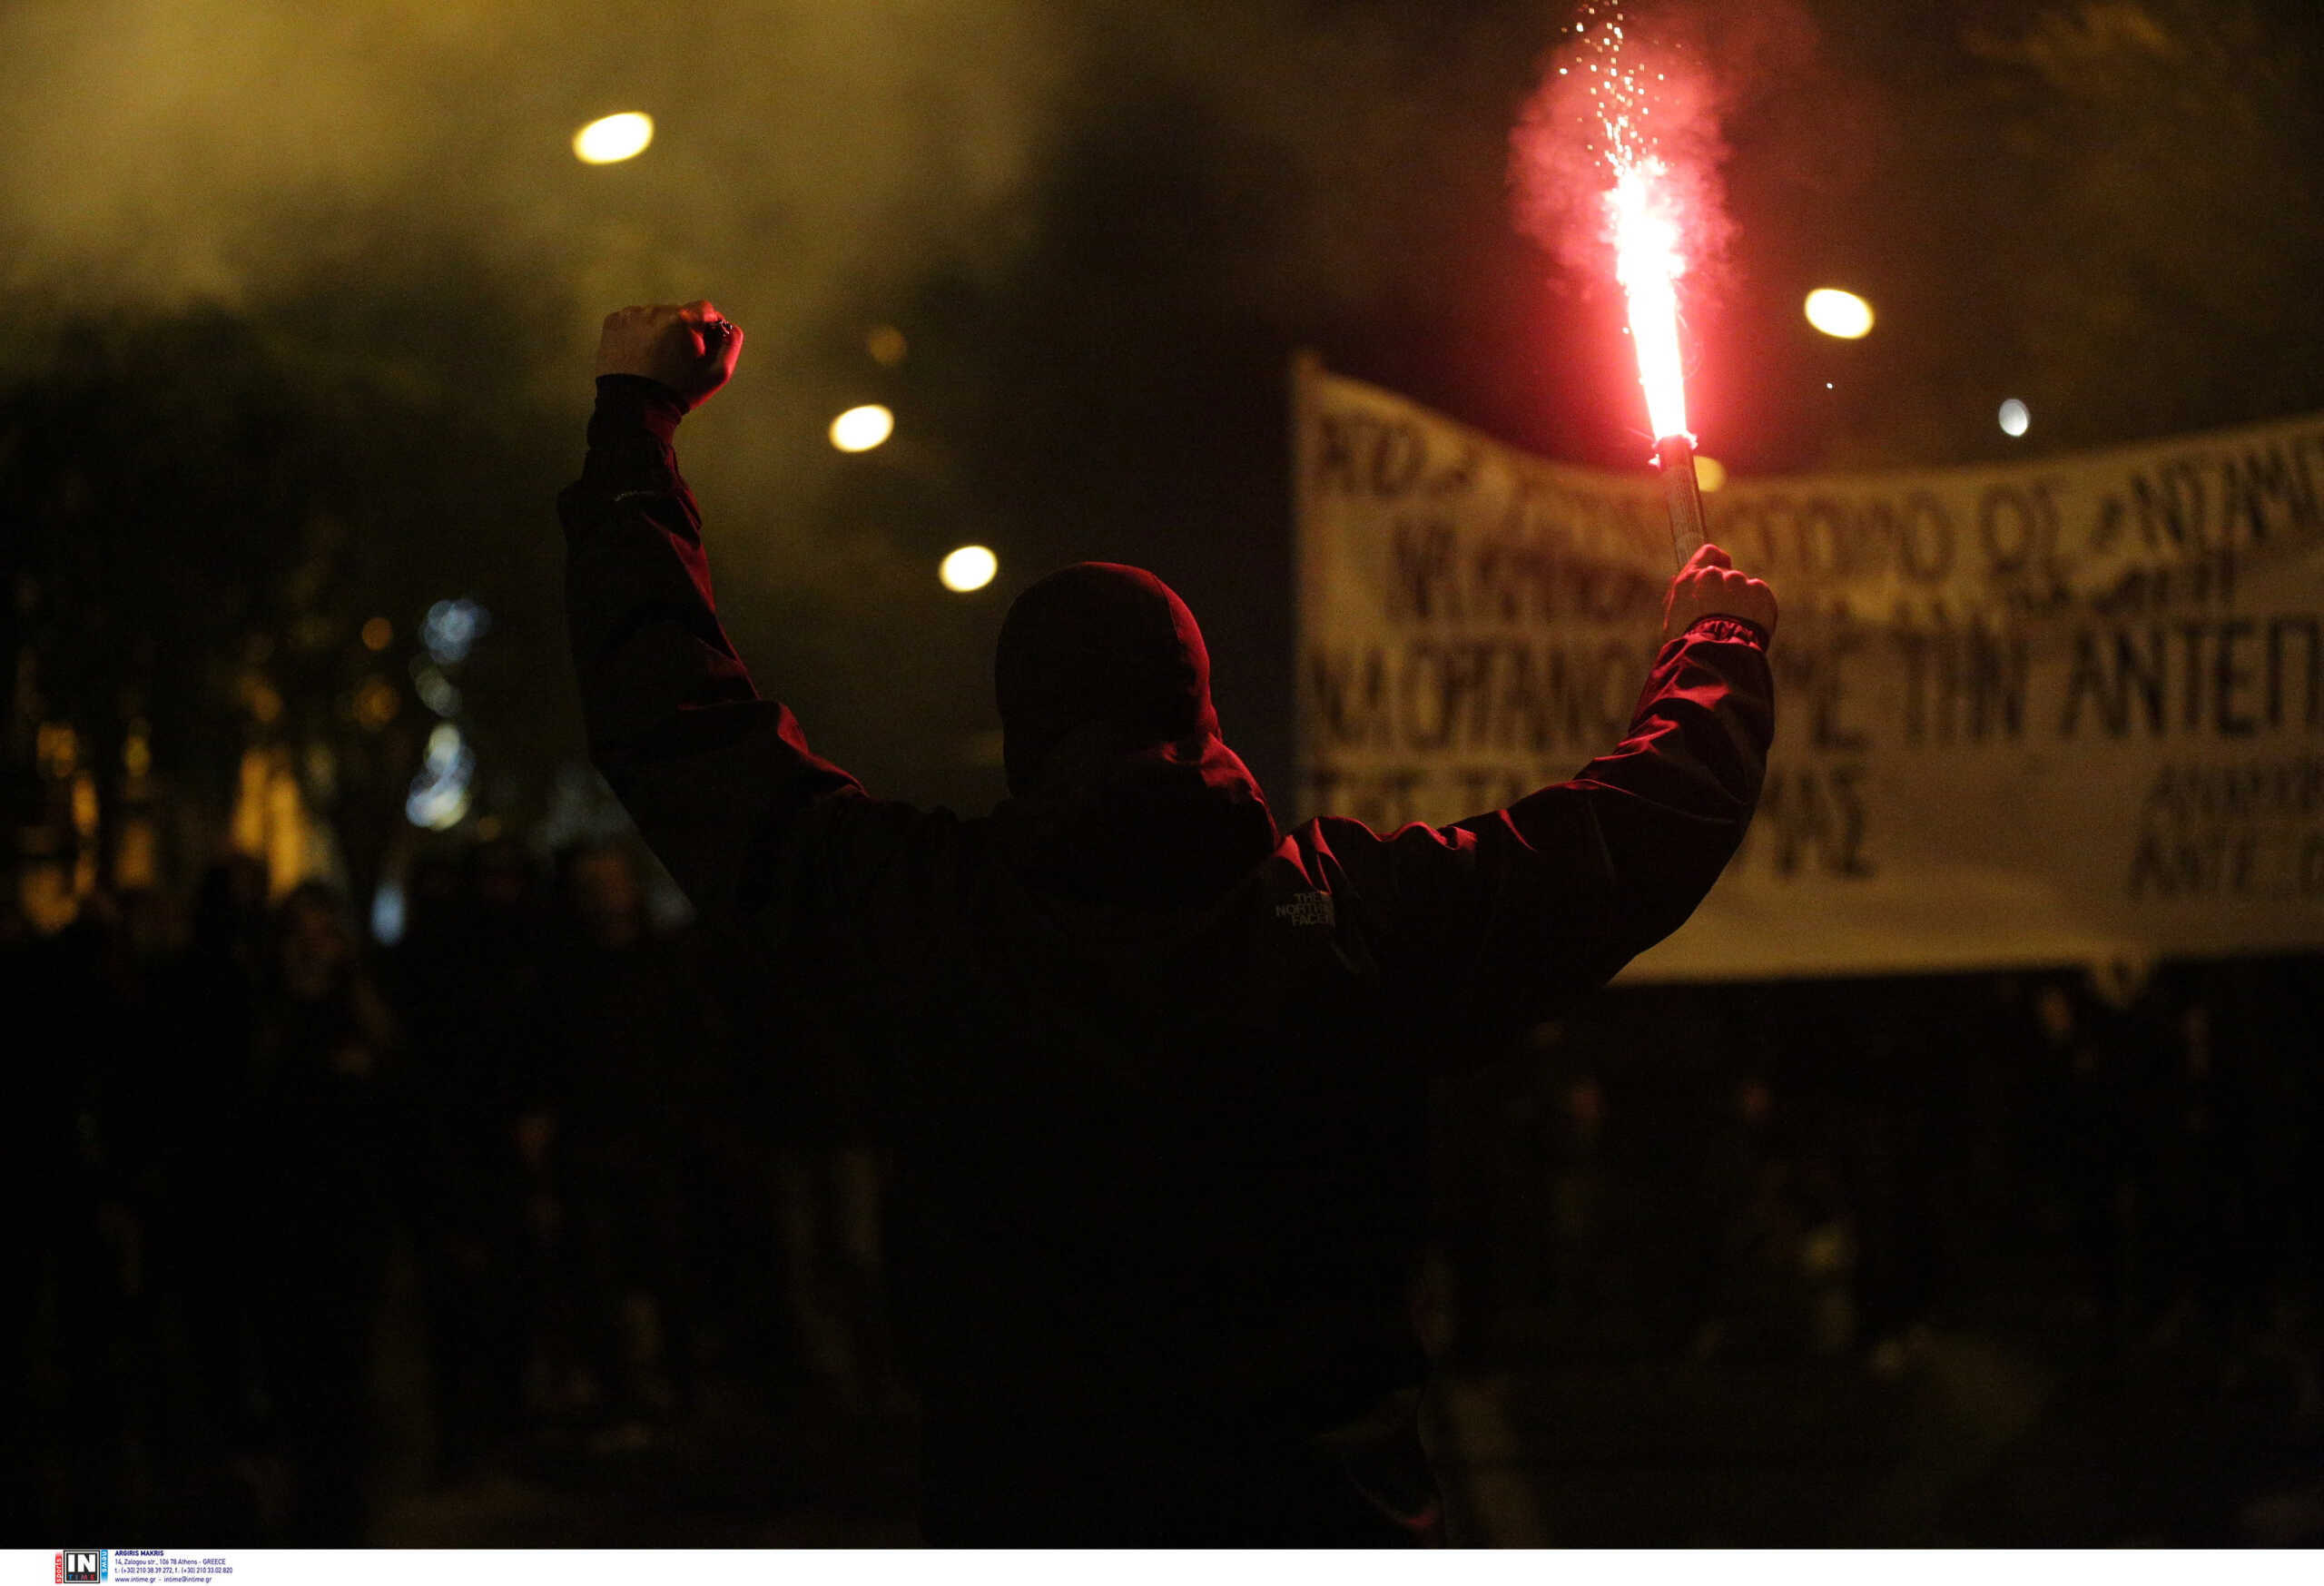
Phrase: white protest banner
[{"left": 1291, "top": 356, "right": 2324, "bottom": 980}]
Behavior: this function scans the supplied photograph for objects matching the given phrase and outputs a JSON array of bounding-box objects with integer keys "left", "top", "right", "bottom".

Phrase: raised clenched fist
[
  {"left": 1661, "top": 542, "right": 1777, "bottom": 647},
  {"left": 594, "top": 300, "right": 743, "bottom": 409}
]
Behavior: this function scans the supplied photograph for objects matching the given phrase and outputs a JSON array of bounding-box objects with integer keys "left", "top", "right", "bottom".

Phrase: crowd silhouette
[
  {"left": 6, "top": 840, "right": 2320, "bottom": 1544},
  {"left": 6, "top": 837, "right": 895, "bottom": 1543}
]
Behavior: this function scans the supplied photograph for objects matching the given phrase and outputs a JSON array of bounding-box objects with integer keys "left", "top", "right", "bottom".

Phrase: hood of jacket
[{"left": 991, "top": 562, "right": 1278, "bottom": 908}]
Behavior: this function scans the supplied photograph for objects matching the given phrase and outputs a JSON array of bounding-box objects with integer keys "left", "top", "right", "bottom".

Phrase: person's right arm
[{"left": 558, "top": 301, "right": 913, "bottom": 934}]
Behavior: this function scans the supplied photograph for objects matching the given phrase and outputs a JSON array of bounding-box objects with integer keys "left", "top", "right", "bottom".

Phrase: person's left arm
[{"left": 1305, "top": 546, "right": 1775, "bottom": 1051}]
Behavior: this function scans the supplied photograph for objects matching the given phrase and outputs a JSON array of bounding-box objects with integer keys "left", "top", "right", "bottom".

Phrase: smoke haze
[
  {"left": 0, "top": 0, "right": 1061, "bottom": 346},
  {"left": 0, "top": 0, "right": 1600, "bottom": 803}
]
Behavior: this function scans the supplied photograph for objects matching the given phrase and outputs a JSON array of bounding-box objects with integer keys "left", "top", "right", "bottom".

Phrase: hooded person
[
  {"left": 562, "top": 302, "right": 1777, "bottom": 1545},
  {"left": 991, "top": 560, "right": 1278, "bottom": 908}
]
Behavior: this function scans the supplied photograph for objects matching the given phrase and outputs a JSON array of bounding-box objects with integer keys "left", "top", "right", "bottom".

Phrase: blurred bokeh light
[
  {"left": 572, "top": 112, "right": 654, "bottom": 164},
  {"left": 422, "top": 598, "right": 488, "bottom": 664},
  {"left": 1999, "top": 398, "right": 2031, "bottom": 437},
  {"left": 1804, "top": 288, "right": 1874, "bottom": 340},
  {"left": 866, "top": 324, "right": 909, "bottom": 366},
  {"left": 939, "top": 545, "right": 998, "bottom": 593},
  {"left": 354, "top": 677, "right": 400, "bottom": 731},
  {"left": 829, "top": 403, "right": 895, "bottom": 452},
  {"left": 406, "top": 723, "right": 475, "bottom": 830}
]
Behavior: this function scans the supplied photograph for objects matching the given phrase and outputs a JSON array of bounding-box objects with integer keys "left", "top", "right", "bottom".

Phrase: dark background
[{"left": 4, "top": 0, "right": 2321, "bottom": 1546}]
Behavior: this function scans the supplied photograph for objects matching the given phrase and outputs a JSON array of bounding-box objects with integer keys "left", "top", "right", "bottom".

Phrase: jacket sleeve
[
  {"left": 557, "top": 375, "right": 904, "bottom": 933},
  {"left": 1315, "top": 617, "right": 1774, "bottom": 1048}
]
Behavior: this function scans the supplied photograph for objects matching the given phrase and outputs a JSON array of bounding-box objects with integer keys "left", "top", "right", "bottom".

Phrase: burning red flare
[
  {"left": 1572, "top": 3, "right": 1709, "bottom": 560},
  {"left": 1510, "top": 5, "right": 1722, "bottom": 561},
  {"left": 1576, "top": 6, "right": 1693, "bottom": 445},
  {"left": 1610, "top": 157, "right": 1689, "bottom": 442}
]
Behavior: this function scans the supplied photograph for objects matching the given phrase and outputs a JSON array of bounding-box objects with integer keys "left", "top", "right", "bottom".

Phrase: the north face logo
[{"left": 1274, "top": 892, "right": 1334, "bottom": 927}]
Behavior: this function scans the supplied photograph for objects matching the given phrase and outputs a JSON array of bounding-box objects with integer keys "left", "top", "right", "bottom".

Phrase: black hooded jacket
[{"left": 560, "top": 375, "right": 1775, "bottom": 1544}]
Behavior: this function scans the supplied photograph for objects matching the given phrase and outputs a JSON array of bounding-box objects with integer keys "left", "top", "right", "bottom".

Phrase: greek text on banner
[{"left": 1289, "top": 355, "right": 2324, "bottom": 980}]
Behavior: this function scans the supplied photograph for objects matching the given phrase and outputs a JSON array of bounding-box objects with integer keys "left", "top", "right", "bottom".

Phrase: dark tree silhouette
[{"left": 1, "top": 258, "right": 581, "bottom": 920}]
